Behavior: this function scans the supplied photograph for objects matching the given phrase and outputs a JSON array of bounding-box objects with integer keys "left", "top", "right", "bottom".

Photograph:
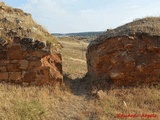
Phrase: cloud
[
  {"left": 20, "top": 0, "right": 80, "bottom": 33},
  {"left": 20, "top": 0, "right": 115, "bottom": 33},
  {"left": 125, "top": 5, "right": 140, "bottom": 9},
  {"left": 19, "top": 0, "right": 160, "bottom": 33}
]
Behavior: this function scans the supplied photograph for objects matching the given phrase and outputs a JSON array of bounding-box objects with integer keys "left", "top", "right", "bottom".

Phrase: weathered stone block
[
  {"left": 8, "top": 45, "right": 23, "bottom": 60},
  {"left": 9, "top": 72, "right": 21, "bottom": 80},
  {"left": 36, "top": 68, "right": 49, "bottom": 79},
  {"left": 19, "top": 60, "right": 28, "bottom": 70},
  {"left": 110, "top": 72, "right": 125, "bottom": 80},
  {"left": 32, "top": 50, "right": 49, "bottom": 58},
  {"left": 22, "top": 50, "right": 32, "bottom": 58},
  {"left": 0, "top": 66, "right": 6, "bottom": 72},
  {"left": 13, "top": 36, "right": 21, "bottom": 44},
  {"left": 0, "top": 51, "right": 7, "bottom": 59},
  {"left": 10, "top": 60, "right": 18, "bottom": 64},
  {"left": 0, "top": 60, "right": 10, "bottom": 65},
  {"left": 26, "top": 56, "right": 40, "bottom": 61},
  {"left": 23, "top": 71, "right": 36, "bottom": 82},
  {"left": 7, "top": 63, "right": 20, "bottom": 72},
  {"left": 28, "top": 61, "right": 42, "bottom": 70},
  {"left": 0, "top": 72, "right": 8, "bottom": 80}
]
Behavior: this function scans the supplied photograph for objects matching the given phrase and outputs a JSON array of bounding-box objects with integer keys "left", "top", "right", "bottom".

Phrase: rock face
[
  {"left": 87, "top": 17, "right": 160, "bottom": 86},
  {"left": 0, "top": 2, "right": 63, "bottom": 85}
]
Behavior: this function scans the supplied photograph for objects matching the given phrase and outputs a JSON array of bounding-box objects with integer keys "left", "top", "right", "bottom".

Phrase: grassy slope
[
  {"left": 0, "top": 37, "right": 160, "bottom": 120},
  {"left": 0, "top": 2, "right": 58, "bottom": 45},
  {"left": 94, "top": 17, "right": 160, "bottom": 44}
]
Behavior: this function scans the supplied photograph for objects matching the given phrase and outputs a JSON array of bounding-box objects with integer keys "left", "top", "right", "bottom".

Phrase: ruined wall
[
  {"left": 87, "top": 33, "right": 160, "bottom": 86},
  {"left": 0, "top": 37, "right": 63, "bottom": 85}
]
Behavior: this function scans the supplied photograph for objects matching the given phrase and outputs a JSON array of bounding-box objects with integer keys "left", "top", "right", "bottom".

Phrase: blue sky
[{"left": 2, "top": 0, "right": 160, "bottom": 33}]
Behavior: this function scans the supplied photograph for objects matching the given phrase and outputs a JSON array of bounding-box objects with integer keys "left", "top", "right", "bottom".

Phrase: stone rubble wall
[
  {"left": 0, "top": 36, "right": 63, "bottom": 85},
  {"left": 87, "top": 33, "right": 160, "bottom": 86}
]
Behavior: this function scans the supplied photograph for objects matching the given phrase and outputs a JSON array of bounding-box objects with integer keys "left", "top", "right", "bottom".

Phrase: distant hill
[{"left": 52, "top": 31, "right": 104, "bottom": 37}]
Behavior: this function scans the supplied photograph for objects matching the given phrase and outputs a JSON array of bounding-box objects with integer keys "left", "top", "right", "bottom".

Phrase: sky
[{"left": 2, "top": 0, "right": 160, "bottom": 33}]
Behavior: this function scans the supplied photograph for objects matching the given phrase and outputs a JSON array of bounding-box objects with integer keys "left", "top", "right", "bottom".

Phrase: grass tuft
[{"left": 14, "top": 99, "right": 46, "bottom": 120}]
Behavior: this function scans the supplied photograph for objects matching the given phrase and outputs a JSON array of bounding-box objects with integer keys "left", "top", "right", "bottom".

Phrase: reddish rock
[
  {"left": 0, "top": 43, "right": 63, "bottom": 85},
  {"left": 0, "top": 66, "right": 6, "bottom": 72},
  {"left": 87, "top": 17, "right": 160, "bottom": 86},
  {"left": 9, "top": 72, "right": 21, "bottom": 81},
  {"left": 0, "top": 60, "right": 10, "bottom": 65},
  {"left": 0, "top": 2, "right": 63, "bottom": 86},
  {"left": 8, "top": 45, "right": 23, "bottom": 60},
  {"left": 0, "top": 72, "right": 8, "bottom": 80},
  {"left": 23, "top": 71, "right": 36, "bottom": 83},
  {"left": 6, "top": 63, "right": 21, "bottom": 72},
  {"left": 35, "top": 67, "right": 50, "bottom": 85},
  {"left": 19, "top": 60, "right": 28, "bottom": 70},
  {"left": 28, "top": 61, "right": 42, "bottom": 70},
  {"left": 41, "top": 53, "right": 63, "bottom": 84},
  {"left": 0, "top": 51, "right": 7, "bottom": 60}
]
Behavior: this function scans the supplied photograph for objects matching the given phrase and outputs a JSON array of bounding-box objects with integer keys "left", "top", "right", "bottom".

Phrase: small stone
[
  {"left": 124, "top": 56, "right": 135, "bottom": 63},
  {"left": 34, "top": 40, "right": 46, "bottom": 49},
  {"left": 147, "top": 46, "right": 159, "bottom": 52},
  {"left": 110, "top": 72, "right": 125, "bottom": 79},
  {"left": 136, "top": 65, "right": 144, "bottom": 72},
  {"left": 96, "top": 90, "right": 105, "bottom": 99},
  {"left": 110, "top": 58, "right": 117, "bottom": 65},
  {"left": 124, "top": 44, "right": 133, "bottom": 50},
  {"left": 38, "top": 42, "right": 46, "bottom": 49},
  {"left": 123, "top": 101, "right": 127, "bottom": 108},
  {"left": 128, "top": 36, "right": 134, "bottom": 40}
]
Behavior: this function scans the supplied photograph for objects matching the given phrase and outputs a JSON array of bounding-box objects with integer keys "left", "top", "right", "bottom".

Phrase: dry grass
[
  {"left": 0, "top": 37, "right": 160, "bottom": 120},
  {"left": 58, "top": 37, "right": 88, "bottom": 79},
  {"left": 95, "top": 17, "right": 160, "bottom": 44},
  {"left": 0, "top": 2, "right": 59, "bottom": 46}
]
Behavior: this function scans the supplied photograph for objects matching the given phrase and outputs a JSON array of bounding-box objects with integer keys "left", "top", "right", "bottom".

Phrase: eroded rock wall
[
  {"left": 87, "top": 33, "right": 160, "bottom": 86},
  {"left": 0, "top": 37, "right": 63, "bottom": 85}
]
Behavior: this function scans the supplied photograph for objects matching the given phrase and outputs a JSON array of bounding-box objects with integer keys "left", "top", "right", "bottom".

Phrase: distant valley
[{"left": 52, "top": 31, "right": 104, "bottom": 37}]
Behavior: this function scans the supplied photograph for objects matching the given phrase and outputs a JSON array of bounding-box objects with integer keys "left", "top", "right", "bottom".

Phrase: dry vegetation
[
  {"left": 96, "top": 17, "right": 160, "bottom": 43},
  {"left": 0, "top": 2, "right": 59, "bottom": 46},
  {"left": 0, "top": 37, "right": 160, "bottom": 120}
]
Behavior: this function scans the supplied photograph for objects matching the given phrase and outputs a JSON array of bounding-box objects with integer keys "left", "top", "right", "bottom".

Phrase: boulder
[{"left": 87, "top": 17, "right": 160, "bottom": 86}]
